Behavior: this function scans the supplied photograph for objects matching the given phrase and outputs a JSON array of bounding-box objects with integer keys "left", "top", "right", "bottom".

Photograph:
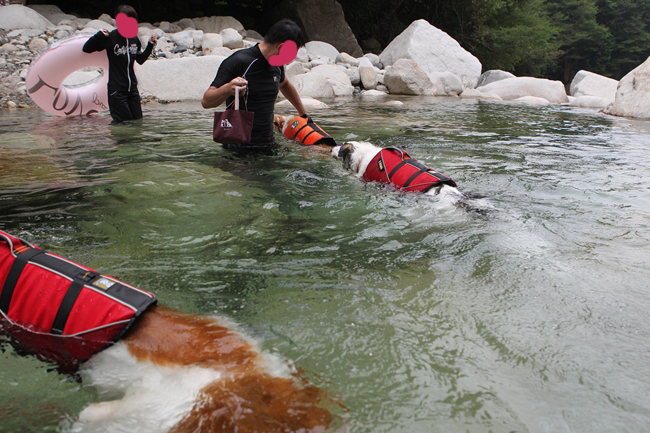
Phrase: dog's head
[
  {"left": 273, "top": 115, "right": 290, "bottom": 134},
  {"left": 331, "top": 141, "right": 380, "bottom": 173}
]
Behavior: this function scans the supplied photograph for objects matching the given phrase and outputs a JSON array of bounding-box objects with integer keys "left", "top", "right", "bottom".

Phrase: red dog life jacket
[
  {"left": 362, "top": 147, "right": 457, "bottom": 193},
  {"left": 283, "top": 115, "right": 337, "bottom": 146},
  {"left": 0, "top": 231, "right": 157, "bottom": 371}
]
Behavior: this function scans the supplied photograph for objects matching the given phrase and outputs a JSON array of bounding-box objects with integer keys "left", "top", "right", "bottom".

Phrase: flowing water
[{"left": 1, "top": 97, "right": 649, "bottom": 433}]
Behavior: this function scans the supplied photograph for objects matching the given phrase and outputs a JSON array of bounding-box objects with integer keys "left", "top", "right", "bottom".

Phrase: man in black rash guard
[
  {"left": 201, "top": 19, "right": 307, "bottom": 155},
  {"left": 83, "top": 5, "right": 156, "bottom": 124}
]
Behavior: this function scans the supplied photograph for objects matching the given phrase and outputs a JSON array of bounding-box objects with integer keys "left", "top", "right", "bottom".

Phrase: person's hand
[
  {"left": 101, "top": 29, "right": 109, "bottom": 36},
  {"left": 229, "top": 77, "right": 248, "bottom": 95},
  {"left": 149, "top": 33, "right": 157, "bottom": 45}
]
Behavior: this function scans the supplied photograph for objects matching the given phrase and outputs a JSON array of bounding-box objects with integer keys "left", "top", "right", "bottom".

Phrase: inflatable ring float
[{"left": 25, "top": 34, "right": 109, "bottom": 116}]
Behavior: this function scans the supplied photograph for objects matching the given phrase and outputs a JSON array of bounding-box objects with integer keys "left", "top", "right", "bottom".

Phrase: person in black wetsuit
[
  {"left": 201, "top": 19, "right": 307, "bottom": 155},
  {"left": 82, "top": 5, "right": 156, "bottom": 124}
]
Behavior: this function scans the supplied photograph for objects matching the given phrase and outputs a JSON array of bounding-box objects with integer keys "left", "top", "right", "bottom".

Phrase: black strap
[
  {"left": 0, "top": 248, "right": 45, "bottom": 314},
  {"left": 403, "top": 168, "right": 434, "bottom": 189},
  {"left": 51, "top": 278, "right": 85, "bottom": 335},
  {"left": 388, "top": 160, "right": 411, "bottom": 178}
]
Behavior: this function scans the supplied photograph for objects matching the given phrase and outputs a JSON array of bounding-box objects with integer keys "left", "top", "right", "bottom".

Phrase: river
[{"left": 1, "top": 97, "right": 649, "bottom": 433}]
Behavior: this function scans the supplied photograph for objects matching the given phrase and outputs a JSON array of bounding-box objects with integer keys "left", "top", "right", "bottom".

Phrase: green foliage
[{"left": 471, "top": 0, "right": 561, "bottom": 76}]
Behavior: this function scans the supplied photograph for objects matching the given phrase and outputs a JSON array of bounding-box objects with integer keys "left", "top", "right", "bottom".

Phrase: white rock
[
  {"left": 202, "top": 33, "right": 223, "bottom": 52},
  {"left": 569, "top": 96, "right": 611, "bottom": 109},
  {"left": 159, "top": 21, "right": 171, "bottom": 32},
  {"left": 358, "top": 57, "right": 378, "bottom": 90},
  {"left": 275, "top": 97, "right": 329, "bottom": 110},
  {"left": 514, "top": 96, "right": 551, "bottom": 106},
  {"left": 476, "top": 77, "right": 569, "bottom": 104},
  {"left": 570, "top": 70, "right": 618, "bottom": 101},
  {"left": 0, "top": 5, "right": 54, "bottom": 30},
  {"left": 84, "top": 19, "right": 115, "bottom": 31},
  {"left": 296, "top": 47, "right": 310, "bottom": 63},
  {"left": 193, "top": 16, "right": 244, "bottom": 34},
  {"left": 361, "top": 89, "right": 388, "bottom": 97},
  {"left": 336, "top": 52, "right": 359, "bottom": 66},
  {"left": 344, "top": 67, "right": 361, "bottom": 86},
  {"left": 28, "top": 5, "right": 76, "bottom": 26},
  {"left": 220, "top": 28, "right": 243, "bottom": 49},
  {"left": 383, "top": 58, "right": 435, "bottom": 95},
  {"left": 305, "top": 41, "right": 339, "bottom": 63},
  {"left": 379, "top": 19, "right": 482, "bottom": 89},
  {"left": 28, "top": 37, "right": 48, "bottom": 53},
  {"left": 289, "top": 64, "right": 353, "bottom": 98},
  {"left": 8, "top": 28, "right": 44, "bottom": 38},
  {"left": 430, "top": 71, "right": 463, "bottom": 96},
  {"left": 246, "top": 30, "right": 263, "bottom": 40},
  {"left": 170, "top": 30, "right": 200, "bottom": 49},
  {"left": 285, "top": 62, "right": 306, "bottom": 79},
  {"left": 98, "top": 14, "right": 115, "bottom": 26},
  {"left": 363, "top": 53, "right": 382, "bottom": 69},
  {"left": 207, "top": 47, "right": 233, "bottom": 57},
  {"left": 136, "top": 55, "right": 226, "bottom": 100},
  {"left": 602, "top": 56, "right": 650, "bottom": 119},
  {"left": 459, "top": 88, "right": 503, "bottom": 100},
  {"left": 477, "top": 69, "right": 516, "bottom": 87},
  {"left": 0, "top": 43, "right": 18, "bottom": 53}
]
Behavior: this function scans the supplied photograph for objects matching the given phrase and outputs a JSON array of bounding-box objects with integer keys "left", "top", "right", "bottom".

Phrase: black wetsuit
[
  {"left": 83, "top": 30, "right": 154, "bottom": 123},
  {"left": 210, "top": 44, "right": 285, "bottom": 153}
]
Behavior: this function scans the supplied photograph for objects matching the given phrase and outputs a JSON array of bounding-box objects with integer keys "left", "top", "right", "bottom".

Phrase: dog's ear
[{"left": 338, "top": 142, "right": 353, "bottom": 160}]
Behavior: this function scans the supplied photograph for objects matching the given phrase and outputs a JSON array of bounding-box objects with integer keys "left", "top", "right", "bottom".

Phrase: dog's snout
[{"left": 331, "top": 145, "right": 342, "bottom": 159}]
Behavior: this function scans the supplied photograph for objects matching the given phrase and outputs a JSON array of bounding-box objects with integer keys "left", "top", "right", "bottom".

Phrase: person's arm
[
  {"left": 136, "top": 34, "right": 157, "bottom": 64},
  {"left": 201, "top": 78, "right": 248, "bottom": 108},
  {"left": 279, "top": 78, "right": 306, "bottom": 116},
  {"left": 82, "top": 29, "right": 109, "bottom": 53}
]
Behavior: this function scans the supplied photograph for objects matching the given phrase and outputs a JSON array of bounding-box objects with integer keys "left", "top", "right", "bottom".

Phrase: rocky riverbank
[{"left": 1, "top": 3, "right": 649, "bottom": 119}]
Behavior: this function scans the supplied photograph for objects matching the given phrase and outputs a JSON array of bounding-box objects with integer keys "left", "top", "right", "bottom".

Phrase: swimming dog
[
  {"left": 332, "top": 141, "right": 465, "bottom": 202},
  {"left": 0, "top": 231, "right": 335, "bottom": 433}
]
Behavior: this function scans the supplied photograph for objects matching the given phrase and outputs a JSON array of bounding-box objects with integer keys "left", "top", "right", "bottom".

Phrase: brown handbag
[{"left": 212, "top": 86, "right": 254, "bottom": 144}]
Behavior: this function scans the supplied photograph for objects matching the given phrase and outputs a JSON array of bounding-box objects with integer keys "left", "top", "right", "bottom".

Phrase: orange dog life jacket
[
  {"left": 283, "top": 115, "right": 337, "bottom": 146},
  {"left": 0, "top": 230, "right": 157, "bottom": 371},
  {"left": 362, "top": 147, "right": 457, "bottom": 193}
]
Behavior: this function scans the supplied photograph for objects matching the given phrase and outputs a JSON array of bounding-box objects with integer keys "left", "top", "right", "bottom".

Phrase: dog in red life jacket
[
  {"left": 0, "top": 231, "right": 336, "bottom": 433},
  {"left": 332, "top": 141, "right": 465, "bottom": 201}
]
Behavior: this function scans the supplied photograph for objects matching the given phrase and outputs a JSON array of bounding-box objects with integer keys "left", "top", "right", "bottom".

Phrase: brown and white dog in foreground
[
  {"left": 332, "top": 141, "right": 466, "bottom": 204},
  {"left": 74, "top": 306, "right": 336, "bottom": 433},
  {"left": 0, "top": 231, "right": 337, "bottom": 433}
]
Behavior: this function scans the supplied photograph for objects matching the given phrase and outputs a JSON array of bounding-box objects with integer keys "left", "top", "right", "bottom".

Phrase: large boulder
[
  {"left": 476, "top": 77, "right": 569, "bottom": 104},
  {"left": 220, "top": 28, "right": 243, "bottom": 49},
  {"left": 358, "top": 57, "right": 377, "bottom": 90},
  {"left": 602, "top": 56, "right": 650, "bottom": 119},
  {"left": 0, "top": 5, "right": 54, "bottom": 30},
  {"left": 273, "top": 0, "right": 362, "bottom": 57},
  {"left": 305, "top": 41, "right": 339, "bottom": 63},
  {"left": 383, "top": 58, "right": 435, "bottom": 96},
  {"left": 136, "top": 56, "right": 226, "bottom": 101},
  {"left": 477, "top": 70, "right": 516, "bottom": 87},
  {"left": 28, "top": 5, "right": 76, "bottom": 25},
  {"left": 193, "top": 16, "right": 244, "bottom": 35},
  {"left": 288, "top": 64, "right": 354, "bottom": 97},
  {"left": 379, "top": 19, "right": 482, "bottom": 89},
  {"left": 570, "top": 70, "right": 618, "bottom": 101}
]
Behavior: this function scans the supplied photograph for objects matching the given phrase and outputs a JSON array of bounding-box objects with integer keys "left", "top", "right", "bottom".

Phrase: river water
[{"left": 1, "top": 97, "right": 649, "bottom": 433}]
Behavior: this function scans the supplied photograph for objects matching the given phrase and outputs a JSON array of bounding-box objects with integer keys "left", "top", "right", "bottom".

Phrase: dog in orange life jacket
[
  {"left": 0, "top": 231, "right": 337, "bottom": 433},
  {"left": 332, "top": 141, "right": 465, "bottom": 202},
  {"left": 274, "top": 114, "right": 337, "bottom": 152}
]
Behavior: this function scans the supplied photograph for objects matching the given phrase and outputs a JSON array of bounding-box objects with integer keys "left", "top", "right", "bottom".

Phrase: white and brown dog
[
  {"left": 332, "top": 141, "right": 466, "bottom": 203},
  {"left": 0, "top": 231, "right": 336, "bottom": 433}
]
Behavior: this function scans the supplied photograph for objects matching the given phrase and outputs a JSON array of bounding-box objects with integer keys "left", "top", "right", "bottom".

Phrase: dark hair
[
  {"left": 264, "top": 19, "right": 304, "bottom": 47},
  {"left": 116, "top": 5, "right": 138, "bottom": 21}
]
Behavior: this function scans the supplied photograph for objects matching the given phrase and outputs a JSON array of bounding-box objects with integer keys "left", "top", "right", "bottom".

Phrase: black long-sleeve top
[{"left": 83, "top": 29, "right": 154, "bottom": 92}]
